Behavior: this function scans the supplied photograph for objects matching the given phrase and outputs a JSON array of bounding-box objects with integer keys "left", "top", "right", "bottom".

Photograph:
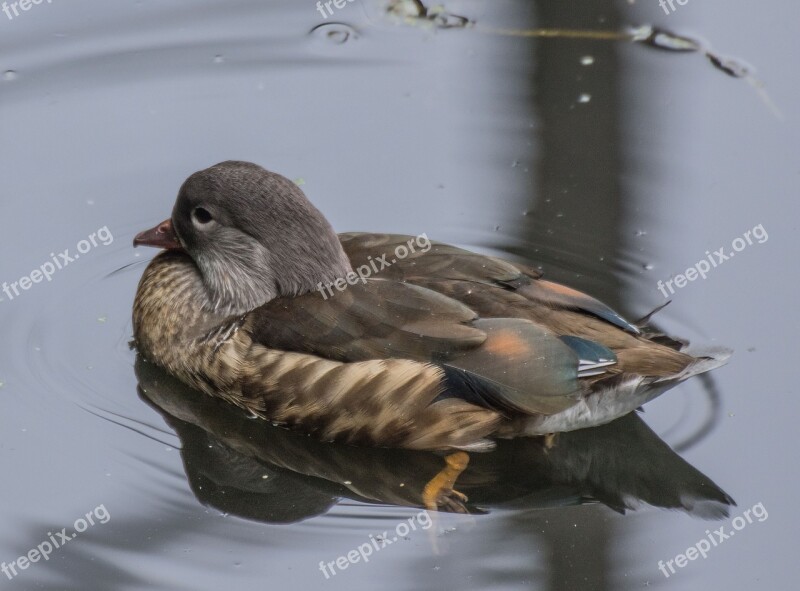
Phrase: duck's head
[{"left": 134, "top": 161, "right": 353, "bottom": 314}]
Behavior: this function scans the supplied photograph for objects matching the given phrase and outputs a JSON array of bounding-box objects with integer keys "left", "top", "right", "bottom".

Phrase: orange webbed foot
[{"left": 422, "top": 451, "right": 470, "bottom": 513}]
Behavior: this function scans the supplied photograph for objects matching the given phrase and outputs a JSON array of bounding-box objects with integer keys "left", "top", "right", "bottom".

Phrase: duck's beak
[{"left": 133, "top": 218, "right": 182, "bottom": 250}]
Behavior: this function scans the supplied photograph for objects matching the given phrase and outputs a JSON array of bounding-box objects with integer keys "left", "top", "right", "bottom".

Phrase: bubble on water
[
  {"left": 309, "top": 23, "right": 358, "bottom": 45},
  {"left": 212, "top": 55, "right": 225, "bottom": 64},
  {"left": 579, "top": 55, "right": 595, "bottom": 66},
  {"left": 578, "top": 93, "right": 592, "bottom": 104},
  {"left": 643, "top": 263, "right": 654, "bottom": 271},
  {"left": 634, "top": 229, "right": 647, "bottom": 237},
  {"left": 3, "top": 70, "right": 18, "bottom": 81}
]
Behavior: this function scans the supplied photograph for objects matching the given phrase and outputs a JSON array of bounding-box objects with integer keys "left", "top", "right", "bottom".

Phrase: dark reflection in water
[
  {"left": 136, "top": 356, "right": 733, "bottom": 523},
  {"left": 524, "top": 0, "right": 625, "bottom": 311},
  {"left": 522, "top": 3, "right": 625, "bottom": 588}
]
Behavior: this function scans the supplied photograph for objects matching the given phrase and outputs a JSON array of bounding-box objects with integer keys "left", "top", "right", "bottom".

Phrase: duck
[{"left": 132, "top": 160, "right": 729, "bottom": 504}]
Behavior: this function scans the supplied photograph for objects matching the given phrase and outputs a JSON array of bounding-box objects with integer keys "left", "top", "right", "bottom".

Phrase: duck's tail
[{"left": 520, "top": 348, "right": 732, "bottom": 435}]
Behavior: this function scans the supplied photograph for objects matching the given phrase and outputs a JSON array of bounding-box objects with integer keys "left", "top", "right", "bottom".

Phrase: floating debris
[
  {"left": 387, "top": 0, "right": 472, "bottom": 30},
  {"left": 706, "top": 53, "right": 752, "bottom": 78},
  {"left": 579, "top": 55, "right": 595, "bottom": 66},
  {"left": 630, "top": 25, "right": 702, "bottom": 52},
  {"left": 628, "top": 25, "right": 778, "bottom": 115},
  {"left": 630, "top": 25, "right": 754, "bottom": 79}
]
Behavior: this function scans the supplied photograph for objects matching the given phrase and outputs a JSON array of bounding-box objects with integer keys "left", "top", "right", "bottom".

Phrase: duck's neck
[{"left": 191, "top": 232, "right": 354, "bottom": 317}]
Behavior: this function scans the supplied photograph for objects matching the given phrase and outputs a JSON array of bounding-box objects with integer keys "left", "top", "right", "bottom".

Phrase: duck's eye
[{"left": 193, "top": 207, "right": 213, "bottom": 225}]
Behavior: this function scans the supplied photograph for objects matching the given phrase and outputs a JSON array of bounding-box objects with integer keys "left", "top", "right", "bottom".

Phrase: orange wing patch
[
  {"left": 539, "top": 280, "right": 589, "bottom": 300},
  {"left": 482, "top": 329, "right": 532, "bottom": 358}
]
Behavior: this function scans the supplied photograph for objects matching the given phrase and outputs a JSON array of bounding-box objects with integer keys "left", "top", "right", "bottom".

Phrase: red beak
[{"left": 133, "top": 218, "right": 182, "bottom": 250}]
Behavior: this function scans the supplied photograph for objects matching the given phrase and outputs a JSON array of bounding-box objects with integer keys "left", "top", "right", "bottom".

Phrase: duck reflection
[{"left": 136, "top": 355, "right": 734, "bottom": 524}]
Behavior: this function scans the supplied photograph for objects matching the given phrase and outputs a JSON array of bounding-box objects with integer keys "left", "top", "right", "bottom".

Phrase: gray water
[{"left": 1, "top": 1, "right": 798, "bottom": 589}]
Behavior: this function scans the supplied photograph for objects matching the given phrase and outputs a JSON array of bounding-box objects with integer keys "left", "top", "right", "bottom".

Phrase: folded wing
[{"left": 245, "top": 279, "right": 609, "bottom": 415}]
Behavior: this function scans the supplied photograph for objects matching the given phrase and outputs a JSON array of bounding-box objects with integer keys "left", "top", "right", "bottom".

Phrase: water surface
[{"left": 1, "top": 0, "right": 797, "bottom": 589}]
